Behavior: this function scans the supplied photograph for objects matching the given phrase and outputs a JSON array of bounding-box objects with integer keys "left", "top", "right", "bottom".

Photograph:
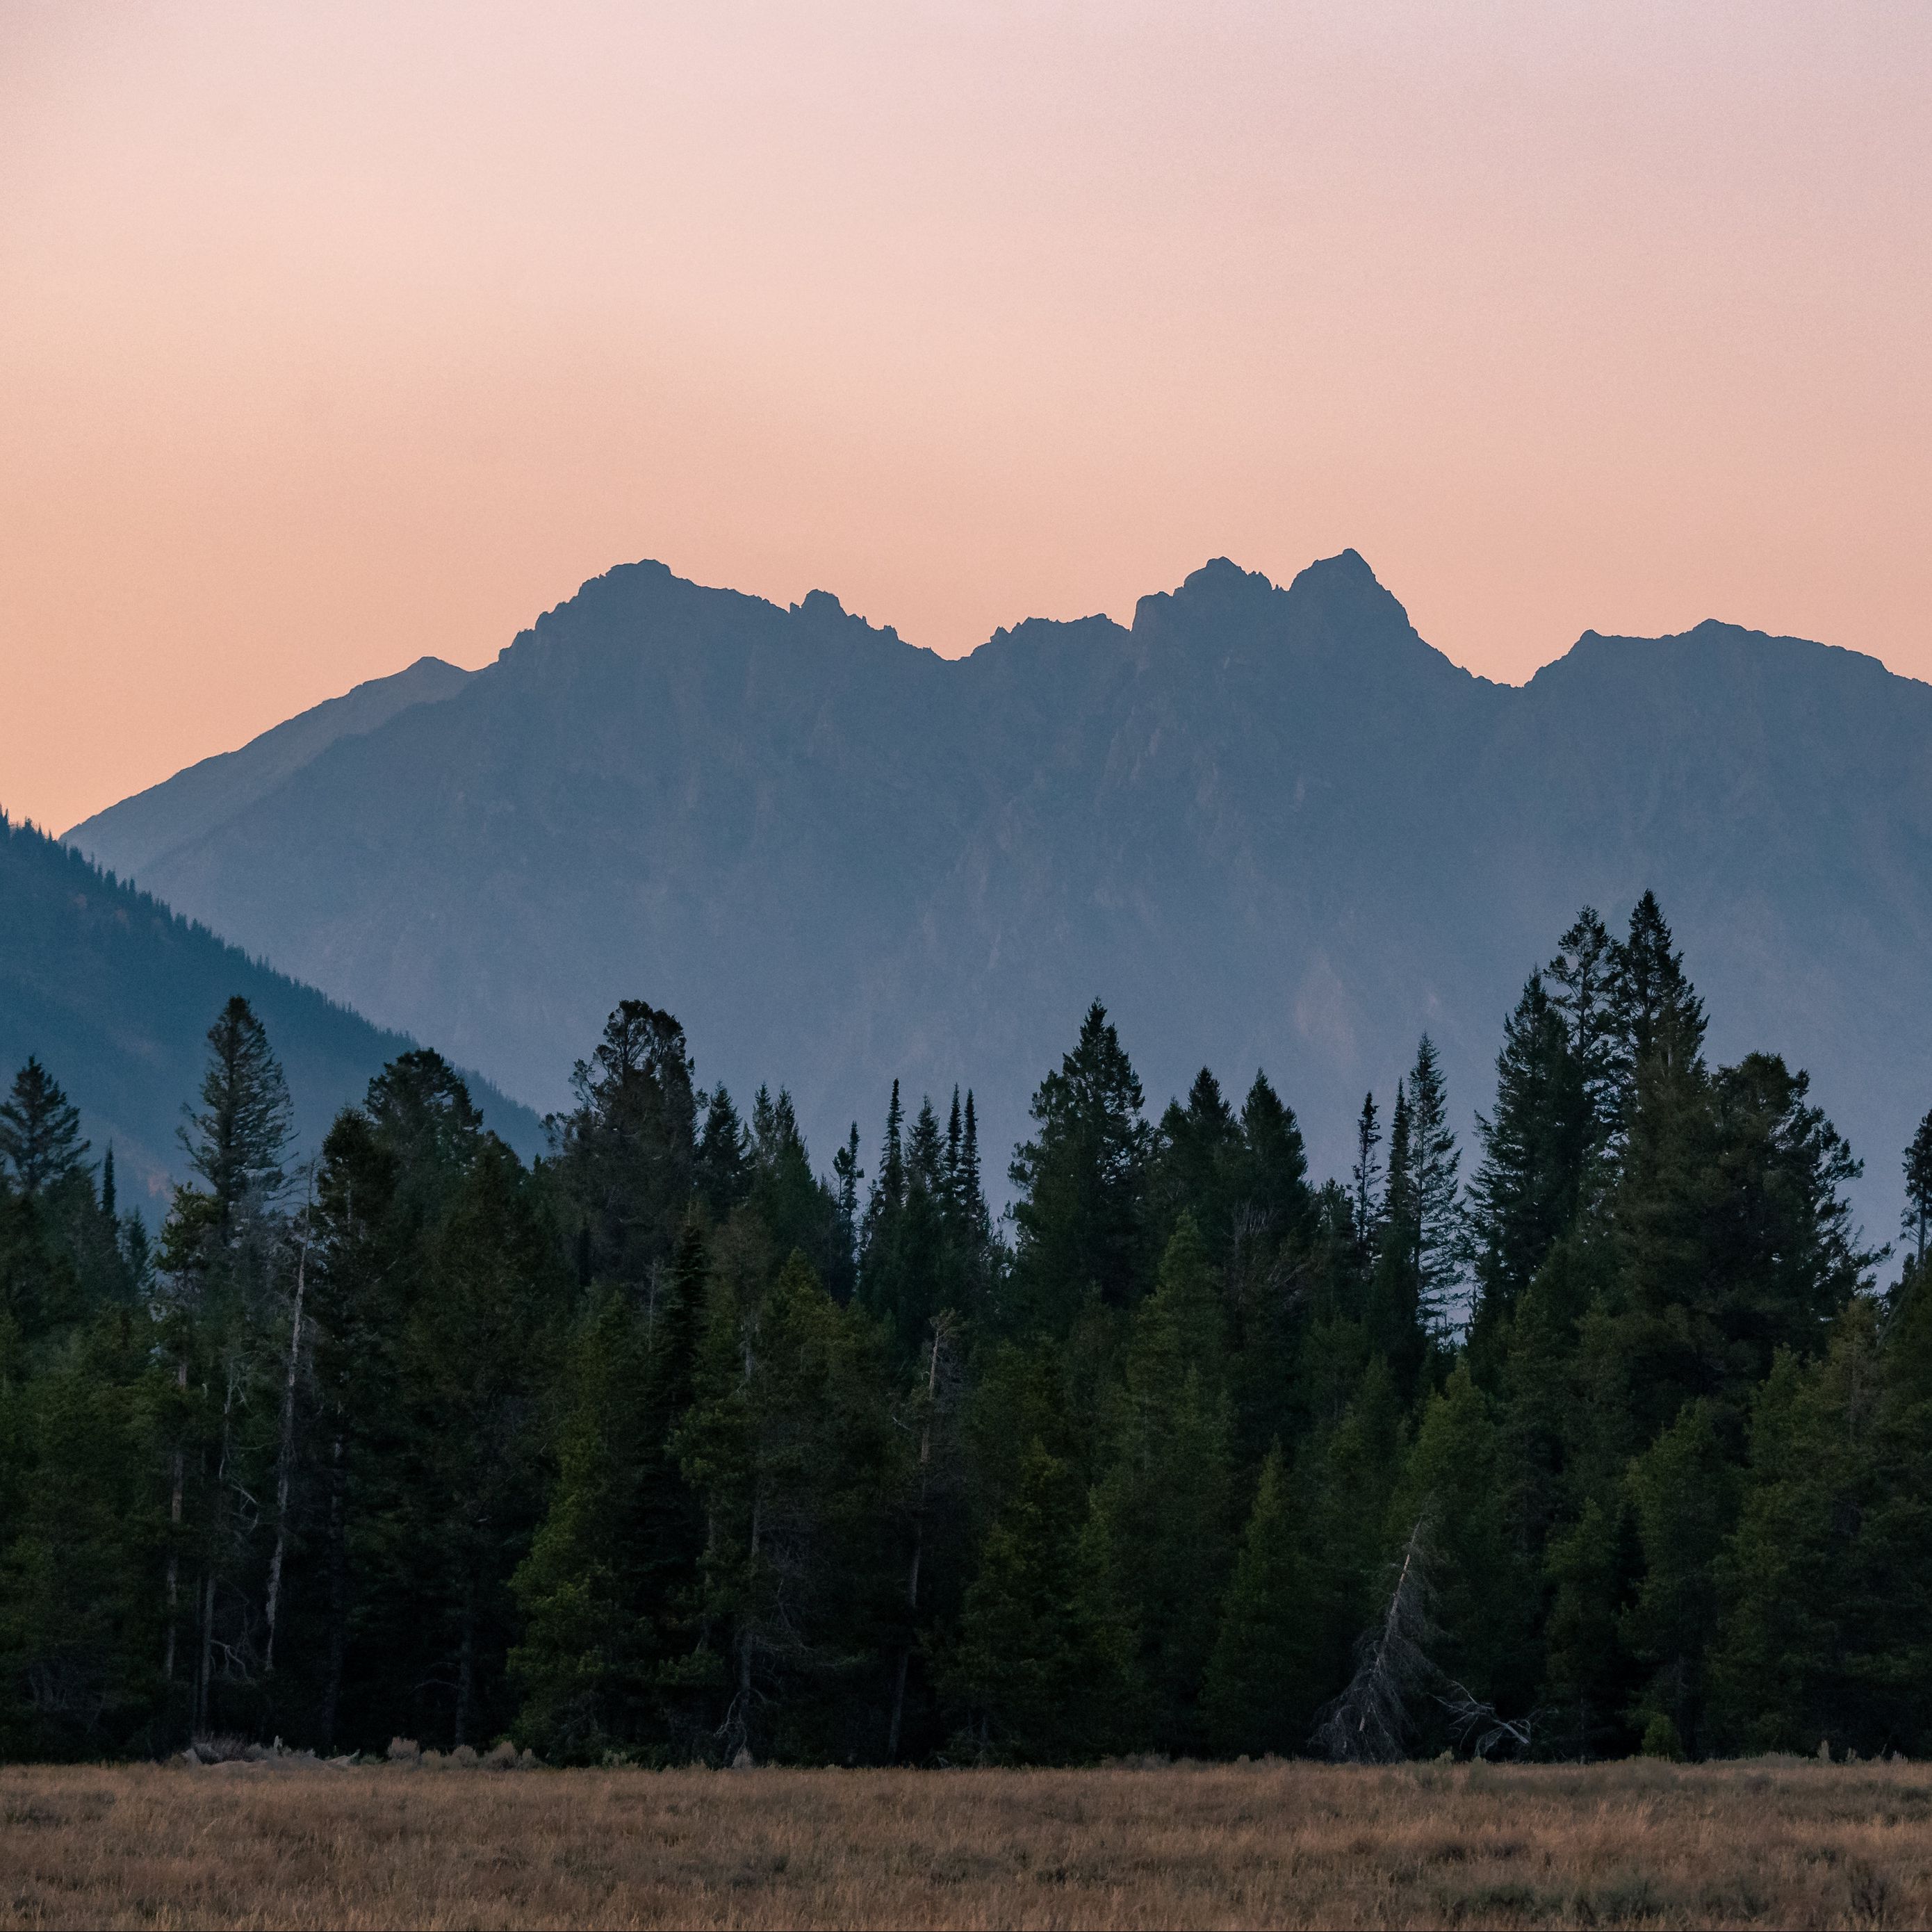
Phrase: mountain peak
[
  {"left": 1288, "top": 547, "right": 1382, "bottom": 594},
  {"left": 1181, "top": 556, "right": 1277, "bottom": 597}
]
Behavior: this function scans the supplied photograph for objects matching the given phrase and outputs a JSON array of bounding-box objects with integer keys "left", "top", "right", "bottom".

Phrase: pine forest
[{"left": 7, "top": 891, "right": 1932, "bottom": 1772}]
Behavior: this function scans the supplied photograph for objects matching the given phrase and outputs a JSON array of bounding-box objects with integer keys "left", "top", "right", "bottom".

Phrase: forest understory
[{"left": 3, "top": 1756, "right": 1926, "bottom": 1930}]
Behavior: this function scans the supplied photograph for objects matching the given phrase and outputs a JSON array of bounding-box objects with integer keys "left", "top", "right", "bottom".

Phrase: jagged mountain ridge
[{"left": 65, "top": 551, "right": 1932, "bottom": 1245}]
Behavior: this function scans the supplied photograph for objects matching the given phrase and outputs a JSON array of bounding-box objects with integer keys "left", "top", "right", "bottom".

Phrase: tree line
[{"left": 5, "top": 890, "right": 1932, "bottom": 1765}]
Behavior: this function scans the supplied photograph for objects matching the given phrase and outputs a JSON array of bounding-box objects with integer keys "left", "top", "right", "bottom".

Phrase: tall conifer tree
[{"left": 0, "top": 1059, "right": 88, "bottom": 1200}]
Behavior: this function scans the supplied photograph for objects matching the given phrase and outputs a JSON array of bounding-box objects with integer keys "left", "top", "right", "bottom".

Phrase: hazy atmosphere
[
  {"left": 10, "top": 7, "right": 1932, "bottom": 1919},
  {"left": 4, "top": 0, "right": 1929, "bottom": 831}
]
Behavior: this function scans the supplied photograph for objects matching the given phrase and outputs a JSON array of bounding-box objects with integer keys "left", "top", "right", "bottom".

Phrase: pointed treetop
[
  {"left": 1905, "top": 1107, "right": 1932, "bottom": 1268},
  {"left": 178, "top": 997, "right": 292, "bottom": 1225},
  {"left": 0, "top": 1056, "right": 89, "bottom": 1200},
  {"left": 1613, "top": 890, "right": 1706, "bottom": 1072},
  {"left": 1351, "top": 1091, "right": 1383, "bottom": 1250}
]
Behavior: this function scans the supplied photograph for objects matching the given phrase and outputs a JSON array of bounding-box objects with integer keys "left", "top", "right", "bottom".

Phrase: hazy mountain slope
[
  {"left": 74, "top": 553, "right": 1932, "bottom": 1247},
  {"left": 67, "top": 655, "right": 470, "bottom": 883},
  {"left": 0, "top": 814, "right": 543, "bottom": 1211}
]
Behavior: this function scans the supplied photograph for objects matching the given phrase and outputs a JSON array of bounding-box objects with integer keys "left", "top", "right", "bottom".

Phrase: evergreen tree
[
  {"left": 0, "top": 1306, "right": 170, "bottom": 1758},
  {"left": 1405, "top": 1038, "right": 1462, "bottom": 1333},
  {"left": 1008, "top": 1001, "right": 1152, "bottom": 1329},
  {"left": 1293, "top": 1356, "right": 1405, "bottom": 1726},
  {"left": 1848, "top": 1261, "right": 1932, "bottom": 1751},
  {"left": 1231, "top": 1071, "right": 1314, "bottom": 1247},
  {"left": 397, "top": 1135, "right": 568, "bottom": 1748},
  {"left": 1706, "top": 1316, "right": 1883, "bottom": 1756},
  {"left": 551, "top": 1001, "right": 697, "bottom": 1293},
  {"left": 946, "top": 1434, "right": 1140, "bottom": 1762},
  {"left": 1364, "top": 1084, "right": 1432, "bottom": 1405},
  {"left": 674, "top": 1251, "right": 900, "bottom": 1762},
  {"left": 745, "top": 1088, "right": 845, "bottom": 1286},
  {"left": 1623, "top": 1400, "right": 1735, "bottom": 1758},
  {"left": 1220, "top": 1072, "right": 1318, "bottom": 1462},
  {"left": 832, "top": 1124, "right": 863, "bottom": 1284},
  {"left": 960, "top": 1092, "right": 985, "bottom": 1238},
  {"left": 1150, "top": 1068, "right": 1241, "bottom": 1263},
  {"left": 177, "top": 997, "right": 293, "bottom": 1233},
  {"left": 1350, "top": 1092, "right": 1382, "bottom": 1254},
  {"left": 695, "top": 1084, "right": 750, "bottom": 1221},
  {"left": 1611, "top": 891, "right": 1708, "bottom": 1098},
  {"left": 1546, "top": 906, "right": 1621, "bottom": 1159},
  {"left": 0, "top": 1059, "right": 89, "bottom": 1200},
  {"left": 877, "top": 1081, "right": 906, "bottom": 1220},
  {"left": 1203, "top": 1446, "right": 1306, "bottom": 1756},
  {"left": 509, "top": 1290, "right": 652, "bottom": 1760},
  {"left": 1466, "top": 975, "right": 1587, "bottom": 1359},
  {"left": 1092, "top": 1215, "right": 1235, "bottom": 1751},
  {"left": 1387, "top": 1364, "right": 1521, "bottom": 1724},
  {"left": 942, "top": 1089, "right": 964, "bottom": 1218},
  {"left": 1541, "top": 1493, "right": 1641, "bottom": 1760},
  {"left": 1904, "top": 1106, "right": 1932, "bottom": 1272},
  {"left": 1382, "top": 1082, "right": 1414, "bottom": 1251}
]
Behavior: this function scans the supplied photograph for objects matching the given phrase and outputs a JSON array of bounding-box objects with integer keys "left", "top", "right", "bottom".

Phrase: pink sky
[{"left": 3, "top": 1, "right": 1928, "bottom": 835}]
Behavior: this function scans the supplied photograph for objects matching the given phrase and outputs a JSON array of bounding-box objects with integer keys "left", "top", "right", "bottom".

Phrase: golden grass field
[{"left": 3, "top": 1755, "right": 1928, "bottom": 1930}]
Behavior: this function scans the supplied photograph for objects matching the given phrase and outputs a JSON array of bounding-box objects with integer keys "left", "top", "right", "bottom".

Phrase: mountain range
[
  {"left": 1, "top": 814, "right": 543, "bottom": 1211},
  {"left": 65, "top": 550, "right": 1932, "bottom": 1247}
]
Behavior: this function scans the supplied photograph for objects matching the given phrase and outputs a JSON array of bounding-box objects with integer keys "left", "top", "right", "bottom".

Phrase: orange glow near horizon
[{"left": 3, "top": 1, "right": 1929, "bottom": 833}]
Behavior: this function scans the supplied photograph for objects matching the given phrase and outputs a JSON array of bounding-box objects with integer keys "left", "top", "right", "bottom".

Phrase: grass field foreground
[{"left": 3, "top": 1756, "right": 1928, "bottom": 1929}]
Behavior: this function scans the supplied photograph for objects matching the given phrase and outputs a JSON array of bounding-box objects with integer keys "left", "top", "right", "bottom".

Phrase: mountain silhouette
[
  {"left": 65, "top": 552, "right": 1932, "bottom": 1245},
  {"left": 2, "top": 813, "right": 543, "bottom": 1211},
  {"left": 69, "top": 654, "right": 470, "bottom": 881}
]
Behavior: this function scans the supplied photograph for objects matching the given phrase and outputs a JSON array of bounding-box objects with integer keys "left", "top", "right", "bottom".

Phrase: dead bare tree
[
  {"left": 1314, "top": 1516, "right": 1439, "bottom": 1764},
  {"left": 887, "top": 1311, "right": 956, "bottom": 1761},
  {"left": 1439, "top": 1680, "right": 1533, "bottom": 1758},
  {"left": 1316, "top": 1514, "right": 1534, "bottom": 1762}
]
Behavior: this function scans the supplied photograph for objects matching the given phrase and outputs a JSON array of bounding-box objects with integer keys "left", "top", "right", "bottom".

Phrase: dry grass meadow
[{"left": 4, "top": 1755, "right": 1930, "bottom": 1930}]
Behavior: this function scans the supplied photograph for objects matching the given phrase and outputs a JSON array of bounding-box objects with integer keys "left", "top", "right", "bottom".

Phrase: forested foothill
[{"left": 5, "top": 892, "right": 1931, "bottom": 1770}]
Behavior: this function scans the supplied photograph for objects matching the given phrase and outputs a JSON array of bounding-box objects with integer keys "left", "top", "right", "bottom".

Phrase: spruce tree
[
  {"left": 509, "top": 1290, "right": 651, "bottom": 1759},
  {"left": 942, "top": 1088, "right": 964, "bottom": 1219},
  {"left": 832, "top": 1124, "right": 863, "bottom": 1280},
  {"left": 878, "top": 1081, "right": 906, "bottom": 1215},
  {"left": 951, "top": 1090, "right": 994, "bottom": 1313},
  {"left": 1383, "top": 1081, "right": 1414, "bottom": 1242},
  {"left": 1611, "top": 892, "right": 1708, "bottom": 1093},
  {"left": 1150, "top": 1068, "right": 1240, "bottom": 1262},
  {"left": 1541, "top": 1494, "right": 1641, "bottom": 1759},
  {"left": 960, "top": 1092, "right": 985, "bottom": 1235},
  {"left": 551, "top": 1001, "right": 697, "bottom": 1291},
  {"left": 1203, "top": 1446, "right": 1307, "bottom": 1756},
  {"left": 1546, "top": 906, "right": 1621, "bottom": 1158},
  {"left": 1706, "top": 1317, "right": 1883, "bottom": 1756},
  {"left": 1622, "top": 1400, "right": 1735, "bottom": 1758},
  {"left": 1466, "top": 975, "right": 1587, "bottom": 1354},
  {"left": 0, "top": 1059, "right": 88, "bottom": 1200},
  {"left": 694, "top": 1084, "right": 750, "bottom": 1220},
  {"left": 1405, "top": 1038, "right": 1462, "bottom": 1333},
  {"left": 947, "top": 1434, "right": 1140, "bottom": 1762},
  {"left": 1350, "top": 1092, "right": 1382, "bottom": 1254},
  {"left": 1092, "top": 1214, "right": 1235, "bottom": 1751},
  {"left": 1008, "top": 1001, "right": 1152, "bottom": 1327},
  {"left": 1232, "top": 1071, "right": 1313, "bottom": 1245},
  {"left": 1388, "top": 1363, "right": 1521, "bottom": 1721},
  {"left": 1904, "top": 1106, "right": 1932, "bottom": 1272},
  {"left": 177, "top": 997, "right": 293, "bottom": 1231}
]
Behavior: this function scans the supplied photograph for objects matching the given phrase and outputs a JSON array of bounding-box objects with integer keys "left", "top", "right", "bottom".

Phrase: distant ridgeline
[
  {"left": 5, "top": 887, "right": 1931, "bottom": 1770},
  {"left": 65, "top": 552, "right": 1932, "bottom": 1252},
  {"left": 0, "top": 812, "right": 543, "bottom": 1206}
]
